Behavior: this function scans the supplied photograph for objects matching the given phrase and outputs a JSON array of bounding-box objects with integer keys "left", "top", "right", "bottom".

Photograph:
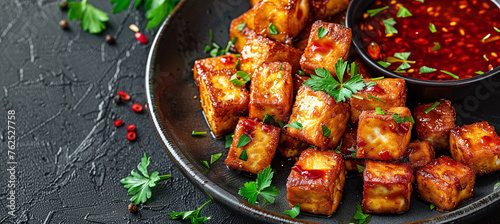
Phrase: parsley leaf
[
  {"left": 429, "top": 23, "right": 437, "bottom": 33},
  {"left": 120, "top": 153, "right": 171, "bottom": 204},
  {"left": 322, "top": 124, "right": 331, "bottom": 137},
  {"left": 387, "top": 52, "right": 415, "bottom": 71},
  {"left": 367, "top": 6, "right": 388, "bottom": 17},
  {"left": 284, "top": 204, "right": 300, "bottom": 218},
  {"left": 397, "top": 5, "right": 412, "bottom": 18},
  {"left": 284, "top": 121, "right": 303, "bottom": 130},
  {"left": 169, "top": 199, "right": 212, "bottom": 223},
  {"left": 237, "top": 134, "right": 252, "bottom": 148},
  {"left": 354, "top": 203, "right": 370, "bottom": 224},
  {"left": 419, "top": 66, "right": 437, "bottom": 73},
  {"left": 110, "top": 0, "right": 180, "bottom": 29},
  {"left": 68, "top": 0, "right": 109, "bottom": 34},
  {"left": 239, "top": 166, "right": 280, "bottom": 205},
  {"left": 225, "top": 133, "right": 234, "bottom": 148},
  {"left": 110, "top": 0, "right": 133, "bottom": 14},
  {"left": 383, "top": 18, "right": 398, "bottom": 34},
  {"left": 317, "top": 27, "right": 328, "bottom": 39},
  {"left": 239, "top": 149, "right": 248, "bottom": 161}
]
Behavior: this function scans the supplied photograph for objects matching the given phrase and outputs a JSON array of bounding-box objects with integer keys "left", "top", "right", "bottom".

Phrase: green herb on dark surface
[
  {"left": 284, "top": 204, "right": 300, "bottom": 218},
  {"left": 393, "top": 113, "right": 415, "bottom": 123},
  {"left": 318, "top": 27, "right": 328, "bottom": 39},
  {"left": 201, "top": 160, "right": 210, "bottom": 169},
  {"left": 419, "top": 66, "right": 437, "bottom": 73},
  {"left": 494, "top": 182, "right": 500, "bottom": 191},
  {"left": 204, "top": 45, "right": 211, "bottom": 53},
  {"left": 284, "top": 121, "right": 303, "bottom": 130},
  {"left": 482, "top": 33, "right": 491, "bottom": 43},
  {"left": 110, "top": 0, "right": 180, "bottom": 29},
  {"left": 269, "top": 23, "right": 278, "bottom": 35},
  {"left": 431, "top": 42, "right": 441, "bottom": 51},
  {"left": 424, "top": 102, "right": 440, "bottom": 114},
  {"left": 210, "top": 153, "right": 222, "bottom": 164},
  {"left": 237, "top": 22, "right": 247, "bottom": 31},
  {"left": 192, "top": 131, "right": 207, "bottom": 136},
  {"left": 377, "top": 61, "right": 391, "bottom": 68},
  {"left": 354, "top": 203, "right": 370, "bottom": 224},
  {"left": 475, "top": 71, "right": 484, "bottom": 75},
  {"left": 237, "top": 134, "right": 252, "bottom": 148},
  {"left": 397, "top": 5, "right": 412, "bottom": 18},
  {"left": 430, "top": 204, "right": 436, "bottom": 210},
  {"left": 322, "top": 124, "right": 331, "bottom": 137},
  {"left": 225, "top": 133, "right": 234, "bottom": 149},
  {"left": 239, "top": 149, "right": 248, "bottom": 161},
  {"left": 441, "top": 70, "right": 459, "bottom": 79},
  {"left": 382, "top": 18, "right": 398, "bottom": 34},
  {"left": 429, "top": 22, "right": 437, "bottom": 33},
  {"left": 367, "top": 6, "right": 388, "bottom": 17},
  {"left": 357, "top": 164, "right": 365, "bottom": 173},
  {"left": 368, "top": 95, "right": 386, "bottom": 102},
  {"left": 169, "top": 199, "right": 212, "bottom": 223},
  {"left": 68, "top": 0, "right": 109, "bottom": 34},
  {"left": 120, "top": 153, "right": 171, "bottom": 204},
  {"left": 375, "top": 107, "right": 386, "bottom": 115},
  {"left": 239, "top": 166, "right": 280, "bottom": 205},
  {"left": 230, "top": 71, "right": 251, "bottom": 86},
  {"left": 263, "top": 114, "right": 276, "bottom": 125}
]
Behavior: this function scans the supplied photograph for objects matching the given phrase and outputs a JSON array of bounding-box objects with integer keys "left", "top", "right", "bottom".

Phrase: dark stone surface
[{"left": 0, "top": 0, "right": 498, "bottom": 224}]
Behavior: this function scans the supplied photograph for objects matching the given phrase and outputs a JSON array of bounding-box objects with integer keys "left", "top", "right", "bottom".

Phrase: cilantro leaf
[
  {"left": 263, "top": 114, "right": 275, "bottom": 125},
  {"left": 237, "top": 134, "right": 252, "bottom": 148},
  {"left": 387, "top": 52, "right": 415, "bottom": 71},
  {"left": 356, "top": 164, "right": 365, "bottom": 173},
  {"left": 397, "top": 5, "right": 412, "bottom": 18},
  {"left": 120, "top": 153, "right": 171, "bottom": 204},
  {"left": 284, "top": 204, "right": 300, "bottom": 218},
  {"left": 239, "top": 149, "right": 248, "bottom": 161},
  {"left": 269, "top": 23, "right": 278, "bottom": 35},
  {"left": 367, "top": 6, "right": 388, "bottom": 17},
  {"left": 238, "top": 166, "right": 280, "bottom": 205},
  {"left": 169, "top": 199, "right": 212, "bottom": 223},
  {"left": 354, "top": 203, "right": 370, "bottom": 224},
  {"left": 68, "top": 0, "right": 109, "bottom": 34},
  {"left": 383, "top": 18, "right": 397, "bottom": 34}
]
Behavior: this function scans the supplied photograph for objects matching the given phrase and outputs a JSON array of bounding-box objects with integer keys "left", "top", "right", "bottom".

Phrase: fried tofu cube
[
  {"left": 249, "top": 62, "right": 293, "bottom": 123},
  {"left": 286, "top": 85, "right": 350, "bottom": 149},
  {"left": 300, "top": 21, "right": 351, "bottom": 76},
  {"left": 225, "top": 118, "right": 280, "bottom": 174},
  {"left": 310, "top": 0, "right": 350, "bottom": 20},
  {"left": 416, "top": 156, "right": 475, "bottom": 211},
  {"left": 350, "top": 78, "right": 407, "bottom": 123},
  {"left": 198, "top": 68, "right": 249, "bottom": 137},
  {"left": 356, "top": 107, "right": 413, "bottom": 161},
  {"left": 407, "top": 141, "right": 435, "bottom": 171},
  {"left": 414, "top": 100, "right": 456, "bottom": 150},
  {"left": 277, "top": 131, "right": 309, "bottom": 158},
  {"left": 193, "top": 54, "right": 239, "bottom": 85},
  {"left": 450, "top": 121, "right": 500, "bottom": 175},
  {"left": 239, "top": 35, "right": 303, "bottom": 76},
  {"left": 362, "top": 160, "right": 414, "bottom": 214},
  {"left": 229, "top": 9, "right": 257, "bottom": 53},
  {"left": 253, "top": 0, "right": 310, "bottom": 45},
  {"left": 287, "top": 148, "right": 346, "bottom": 215}
]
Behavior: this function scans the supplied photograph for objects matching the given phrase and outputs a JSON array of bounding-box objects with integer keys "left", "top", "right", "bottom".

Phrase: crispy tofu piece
[
  {"left": 287, "top": 148, "right": 346, "bottom": 215},
  {"left": 225, "top": 117, "right": 280, "bottom": 174},
  {"left": 229, "top": 9, "right": 257, "bottom": 53},
  {"left": 193, "top": 54, "right": 239, "bottom": 85},
  {"left": 414, "top": 100, "right": 456, "bottom": 150},
  {"left": 286, "top": 85, "right": 350, "bottom": 149},
  {"left": 249, "top": 62, "right": 294, "bottom": 123},
  {"left": 350, "top": 78, "right": 407, "bottom": 123},
  {"left": 356, "top": 107, "right": 413, "bottom": 161},
  {"left": 310, "top": 0, "right": 350, "bottom": 20},
  {"left": 362, "top": 160, "right": 414, "bottom": 214},
  {"left": 198, "top": 68, "right": 249, "bottom": 137},
  {"left": 450, "top": 121, "right": 500, "bottom": 175},
  {"left": 239, "top": 35, "right": 303, "bottom": 76},
  {"left": 416, "top": 156, "right": 475, "bottom": 211},
  {"left": 300, "top": 21, "right": 351, "bottom": 76},
  {"left": 253, "top": 0, "right": 310, "bottom": 45},
  {"left": 407, "top": 141, "right": 435, "bottom": 171},
  {"left": 277, "top": 130, "right": 309, "bottom": 157}
]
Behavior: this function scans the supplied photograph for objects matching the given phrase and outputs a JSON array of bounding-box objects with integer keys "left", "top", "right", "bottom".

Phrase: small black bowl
[{"left": 346, "top": 0, "right": 500, "bottom": 101}]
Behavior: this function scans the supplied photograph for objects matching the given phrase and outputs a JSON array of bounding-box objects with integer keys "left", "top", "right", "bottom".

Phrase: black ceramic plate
[{"left": 146, "top": 0, "right": 500, "bottom": 223}]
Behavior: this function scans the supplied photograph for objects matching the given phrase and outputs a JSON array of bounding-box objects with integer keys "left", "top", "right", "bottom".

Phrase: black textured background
[{"left": 0, "top": 0, "right": 498, "bottom": 223}]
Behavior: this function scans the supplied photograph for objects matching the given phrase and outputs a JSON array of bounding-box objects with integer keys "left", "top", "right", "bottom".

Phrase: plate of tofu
[{"left": 146, "top": 0, "right": 500, "bottom": 223}]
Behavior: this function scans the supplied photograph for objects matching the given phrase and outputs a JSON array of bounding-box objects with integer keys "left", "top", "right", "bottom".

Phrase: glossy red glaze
[
  {"left": 359, "top": 140, "right": 367, "bottom": 146},
  {"left": 220, "top": 55, "right": 235, "bottom": 65},
  {"left": 292, "top": 165, "right": 324, "bottom": 179},
  {"left": 310, "top": 41, "right": 334, "bottom": 55},
  {"left": 242, "top": 119, "right": 257, "bottom": 134},
  {"left": 398, "top": 123, "right": 409, "bottom": 133},
  {"left": 365, "top": 85, "right": 385, "bottom": 94},
  {"left": 379, "top": 150, "right": 391, "bottom": 160}
]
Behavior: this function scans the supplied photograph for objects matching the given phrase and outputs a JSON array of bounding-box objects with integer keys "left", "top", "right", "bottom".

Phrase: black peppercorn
[
  {"left": 128, "top": 203, "right": 137, "bottom": 213},
  {"left": 59, "top": 20, "right": 68, "bottom": 29},
  {"left": 114, "top": 95, "right": 122, "bottom": 104},
  {"left": 59, "top": 1, "right": 68, "bottom": 10},
  {"left": 105, "top": 35, "right": 115, "bottom": 44}
]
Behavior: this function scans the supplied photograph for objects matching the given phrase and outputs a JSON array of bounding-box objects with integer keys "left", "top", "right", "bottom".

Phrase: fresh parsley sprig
[
  {"left": 169, "top": 199, "right": 212, "bottom": 223},
  {"left": 303, "top": 59, "right": 373, "bottom": 102},
  {"left": 284, "top": 204, "right": 300, "bottom": 218},
  {"left": 120, "top": 153, "right": 171, "bottom": 204},
  {"left": 238, "top": 166, "right": 280, "bottom": 205},
  {"left": 110, "top": 0, "right": 180, "bottom": 29},
  {"left": 68, "top": 0, "right": 109, "bottom": 34},
  {"left": 354, "top": 203, "right": 370, "bottom": 224}
]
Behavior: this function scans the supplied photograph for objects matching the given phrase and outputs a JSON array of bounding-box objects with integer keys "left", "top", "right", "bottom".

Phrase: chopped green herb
[
  {"left": 192, "top": 131, "right": 207, "bottom": 136},
  {"left": 430, "top": 204, "right": 436, "bottom": 210},
  {"left": 494, "top": 182, "right": 500, "bottom": 191},
  {"left": 371, "top": 76, "right": 384, "bottom": 81},
  {"left": 424, "top": 102, "right": 440, "bottom": 114},
  {"left": 377, "top": 61, "right": 391, "bottom": 68},
  {"left": 429, "top": 23, "right": 437, "bottom": 33},
  {"left": 210, "top": 153, "right": 222, "bottom": 164},
  {"left": 357, "top": 164, "right": 365, "bottom": 173},
  {"left": 239, "top": 149, "right": 248, "bottom": 161},
  {"left": 482, "top": 33, "right": 491, "bottom": 43},
  {"left": 318, "top": 27, "right": 329, "bottom": 39},
  {"left": 420, "top": 66, "right": 437, "bottom": 73},
  {"left": 263, "top": 114, "right": 275, "bottom": 125},
  {"left": 298, "top": 70, "right": 306, "bottom": 76},
  {"left": 277, "top": 120, "right": 284, "bottom": 127},
  {"left": 340, "top": 21, "right": 345, "bottom": 26},
  {"left": 393, "top": 113, "right": 415, "bottom": 123},
  {"left": 322, "top": 124, "right": 331, "bottom": 137},
  {"left": 354, "top": 203, "right": 370, "bottom": 224},
  {"left": 278, "top": 73, "right": 282, "bottom": 79},
  {"left": 201, "top": 160, "right": 210, "bottom": 169},
  {"left": 204, "top": 45, "right": 211, "bottom": 53},
  {"left": 169, "top": 200, "right": 212, "bottom": 223},
  {"left": 238, "top": 166, "right": 280, "bottom": 205},
  {"left": 284, "top": 121, "right": 303, "bottom": 130},
  {"left": 484, "top": 54, "right": 489, "bottom": 61},
  {"left": 392, "top": 52, "right": 415, "bottom": 71},
  {"left": 475, "top": 71, "right": 484, "bottom": 75},
  {"left": 237, "top": 134, "right": 252, "bottom": 148},
  {"left": 284, "top": 204, "right": 300, "bottom": 218},
  {"left": 441, "top": 70, "right": 459, "bottom": 79},
  {"left": 431, "top": 42, "right": 441, "bottom": 51},
  {"left": 383, "top": 18, "right": 398, "bottom": 34},
  {"left": 235, "top": 59, "right": 240, "bottom": 68},
  {"left": 230, "top": 71, "right": 251, "bottom": 86},
  {"left": 235, "top": 53, "right": 241, "bottom": 58},
  {"left": 269, "top": 23, "right": 278, "bottom": 35},
  {"left": 280, "top": 63, "right": 283, "bottom": 71},
  {"left": 367, "top": 6, "right": 388, "bottom": 17},
  {"left": 368, "top": 95, "right": 386, "bottom": 102},
  {"left": 335, "top": 149, "right": 342, "bottom": 154},
  {"left": 237, "top": 22, "right": 247, "bottom": 31},
  {"left": 415, "top": 0, "right": 424, "bottom": 2},
  {"left": 375, "top": 107, "right": 386, "bottom": 115},
  {"left": 397, "top": 5, "right": 412, "bottom": 18},
  {"left": 495, "top": 27, "right": 500, "bottom": 32},
  {"left": 225, "top": 133, "right": 234, "bottom": 149}
]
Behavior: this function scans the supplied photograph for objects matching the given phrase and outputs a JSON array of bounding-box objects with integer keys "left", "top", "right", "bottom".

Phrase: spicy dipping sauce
[{"left": 359, "top": 0, "right": 500, "bottom": 81}]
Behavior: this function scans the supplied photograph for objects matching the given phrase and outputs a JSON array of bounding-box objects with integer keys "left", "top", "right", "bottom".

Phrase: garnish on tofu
[
  {"left": 284, "top": 121, "right": 303, "bottom": 130},
  {"left": 238, "top": 166, "right": 280, "bottom": 205},
  {"left": 424, "top": 102, "right": 440, "bottom": 114}
]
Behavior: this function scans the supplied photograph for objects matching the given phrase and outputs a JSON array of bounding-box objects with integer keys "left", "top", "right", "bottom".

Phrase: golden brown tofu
[
  {"left": 287, "top": 148, "right": 346, "bottom": 215},
  {"left": 239, "top": 35, "right": 303, "bottom": 76},
  {"left": 450, "top": 121, "right": 500, "bottom": 175},
  {"left": 225, "top": 117, "right": 280, "bottom": 174},
  {"left": 345, "top": 159, "right": 367, "bottom": 173},
  {"left": 249, "top": 0, "right": 260, "bottom": 7},
  {"left": 416, "top": 156, "right": 475, "bottom": 211},
  {"left": 249, "top": 62, "right": 294, "bottom": 123},
  {"left": 350, "top": 78, "right": 407, "bottom": 123},
  {"left": 198, "top": 68, "right": 249, "bottom": 137},
  {"left": 362, "top": 160, "right": 414, "bottom": 214},
  {"left": 310, "top": 0, "right": 350, "bottom": 20},
  {"left": 277, "top": 130, "right": 309, "bottom": 158},
  {"left": 229, "top": 9, "right": 257, "bottom": 53},
  {"left": 286, "top": 85, "right": 350, "bottom": 149},
  {"left": 406, "top": 141, "right": 435, "bottom": 171},
  {"left": 292, "top": 72, "right": 310, "bottom": 93},
  {"left": 300, "top": 21, "right": 351, "bottom": 76},
  {"left": 193, "top": 54, "right": 239, "bottom": 85},
  {"left": 414, "top": 100, "right": 456, "bottom": 150},
  {"left": 253, "top": 0, "right": 310, "bottom": 45},
  {"left": 356, "top": 107, "right": 413, "bottom": 161}
]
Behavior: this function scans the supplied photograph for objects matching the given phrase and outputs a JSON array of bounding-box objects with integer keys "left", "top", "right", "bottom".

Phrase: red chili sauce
[{"left": 359, "top": 0, "right": 500, "bottom": 81}]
